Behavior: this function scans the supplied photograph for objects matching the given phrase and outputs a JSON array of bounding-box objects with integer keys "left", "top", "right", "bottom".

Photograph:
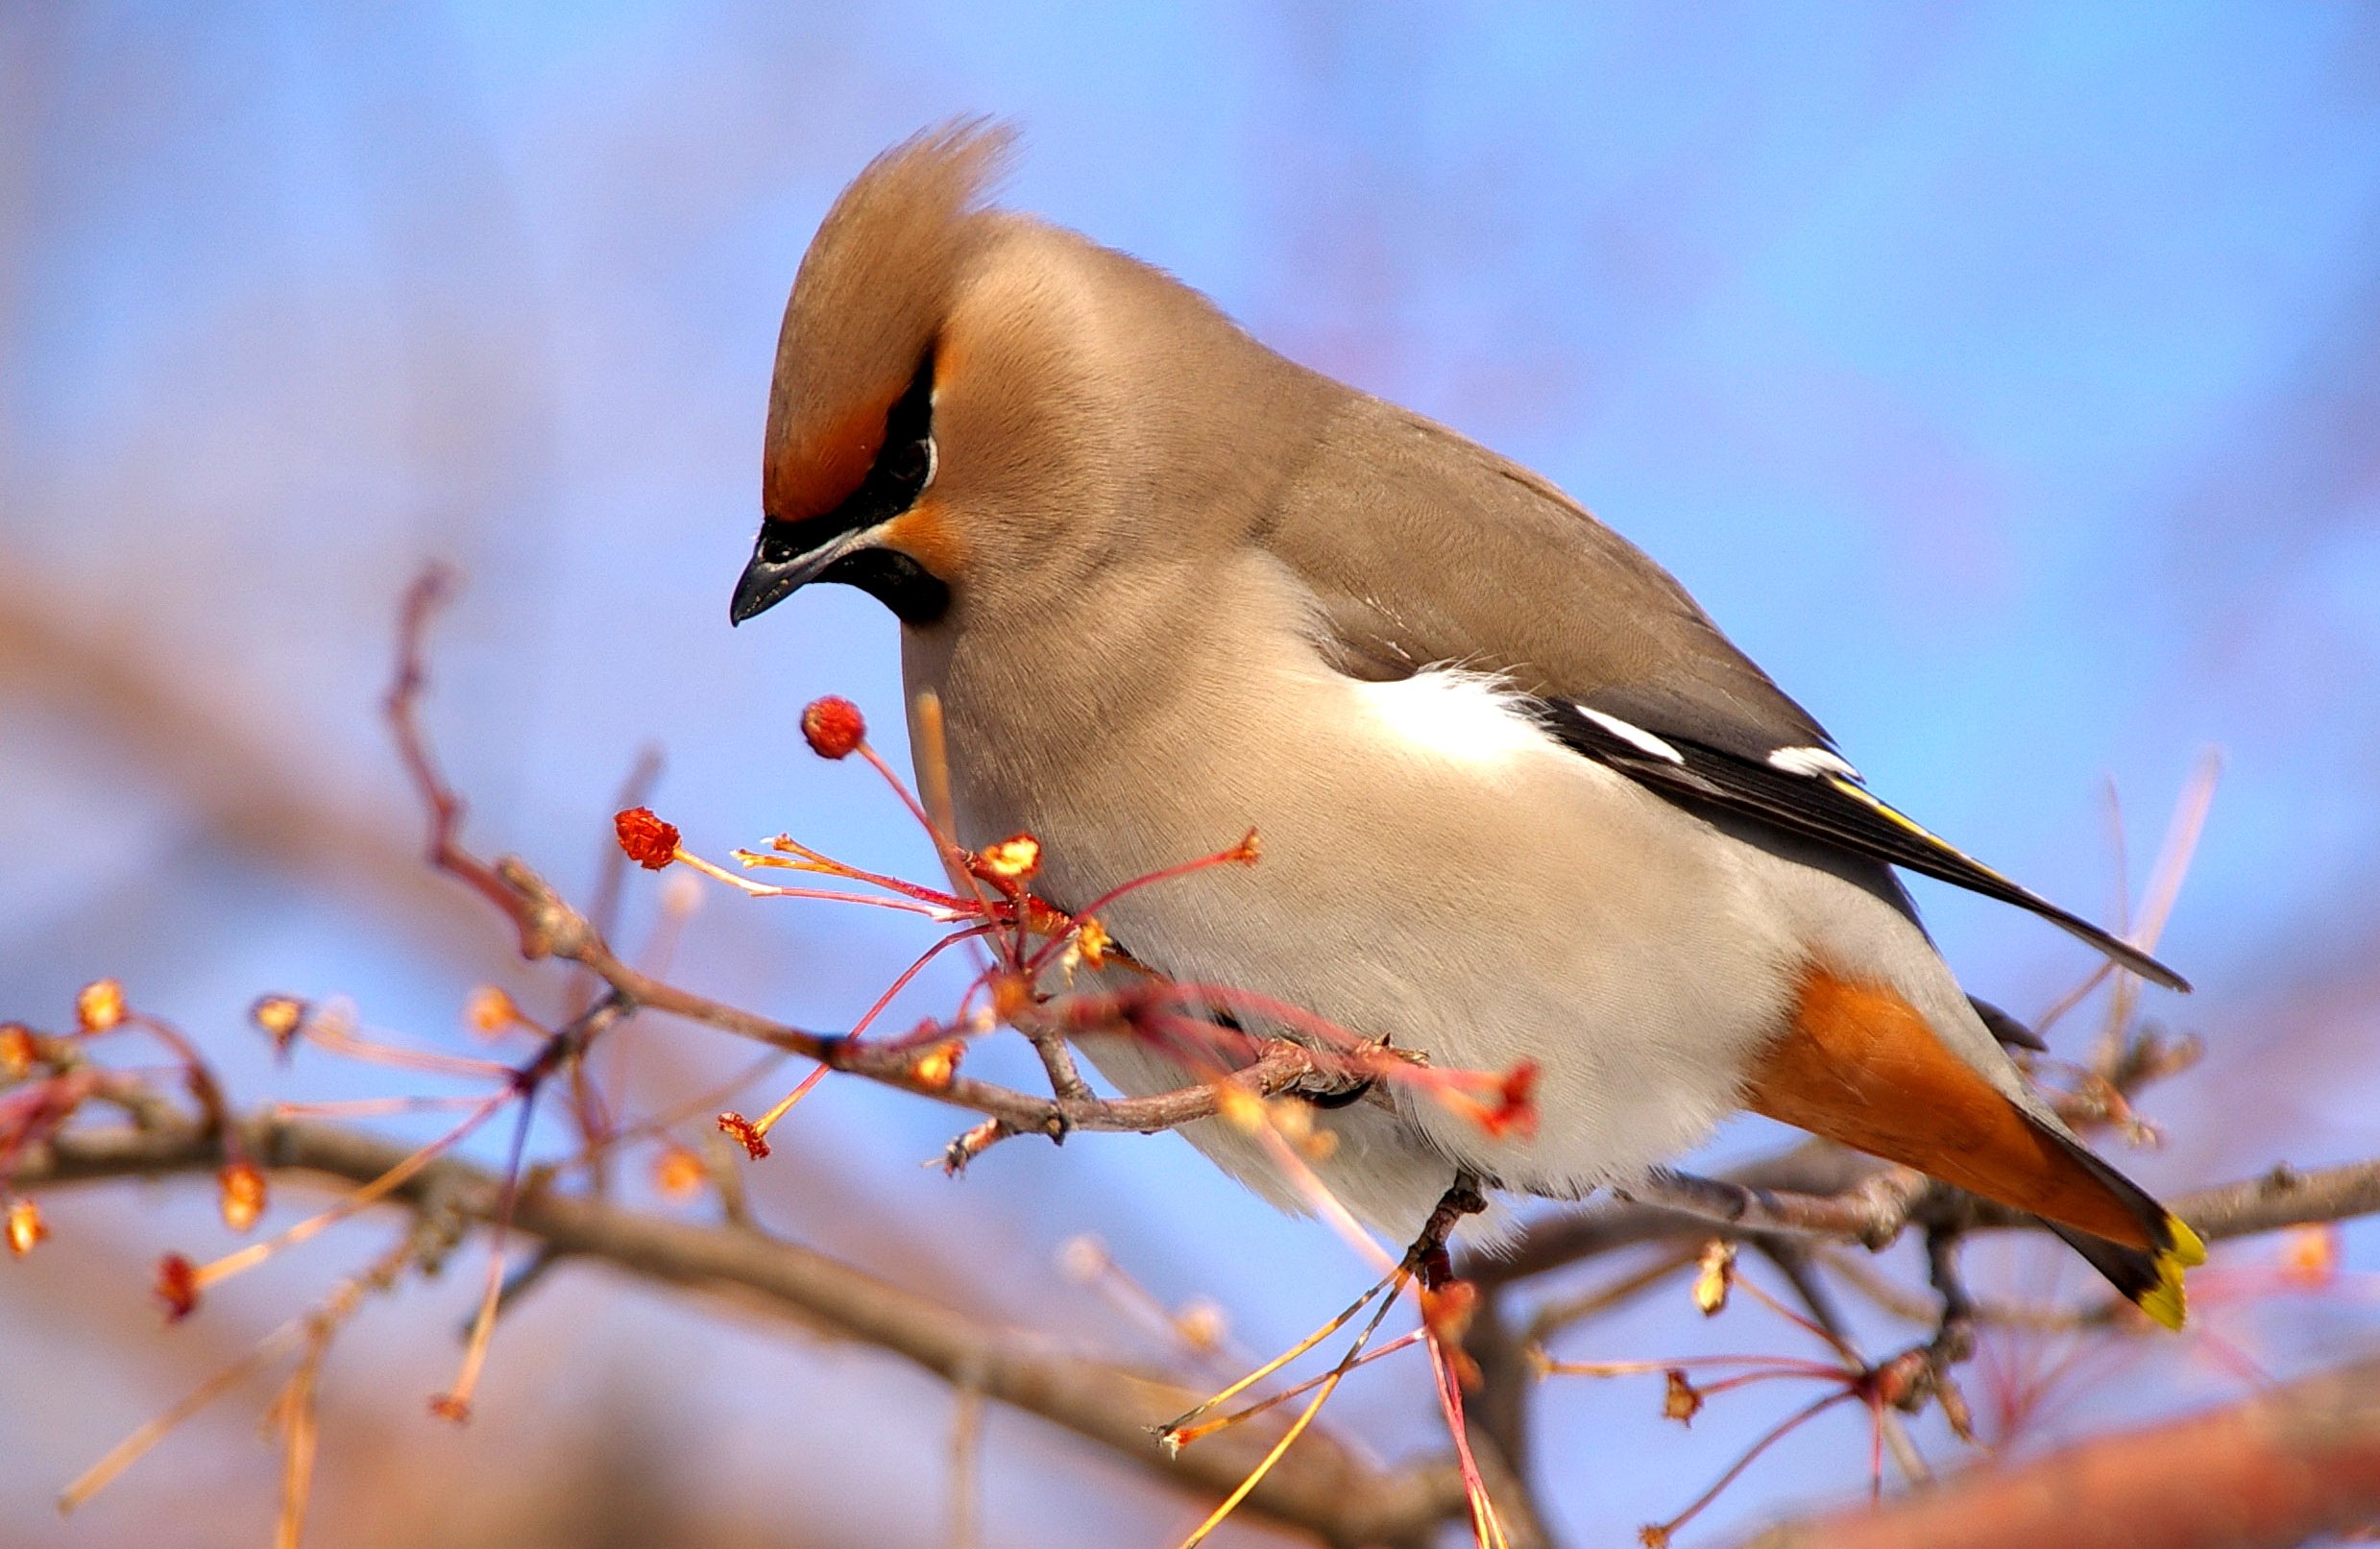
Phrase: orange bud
[
  {"left": 1056, "top": 1234, "right": 1108, "bottom": 1283},
  {"left": 218, "top": 1161, "right": 267, "bottom": 1233},
  {"left": 75, "top": 979, "right": 125, "bottom": 1034},
  {"left": 653, "top": 1146, "right": 706, "bottom": 1199},
  {"left": 463, "top": 986, "right": 521, "bottom": 1037},
  {"left": 800, "top": 696, "right": 866, "bottom": 760},
  {"left": 972, "top": 833, "right": 1042, "bottom": 891},
  {"left": 1267, "top": 1097, "right": 1314, "bottom": 1146},
  {"left": 1869, "top": 1347, "right": 1929, "bottom": 1410},
  {"left": 249, "top": 995, "right": 306, "bottom": 1053},
  {"left": 1074, "top": 917, "right": 1111, "bottom": 969},
  {"left": 1486, "top": 1060, "right": 1540, "bottom": 1140},
  {"left": 1692, "top": 1240, "right": 1735, "bottom": 1317},
  {"left": 660, "top": 870, "right": 704, "bottom": 918},
  {"left": 613, "top": 807, "right": 680, "bottom": 870},
  {"left": 427, "top": 1394, "right": 472, "bottom": 1424},
  {"left": 1639, "top": 1524, "right": 1672, "bottom": 1548},
  {"left": 716, "top": 1111, "right": 770, "bottom": 1160},
  {"left": 0, "top": 1024, "right": 36, "bottom": 1080},
  {"left": 6, "top": 1198, "right": 46, "bottom": 1257},
  {"left": 155, "top": 1252, "right": 200, "bottom": 1320},
  {"left": 1174, "top": 1297, "right": 1227, "bottom": 1353},
  {"left": 1421, "top": 1278, "right": 1479, "bottom": 1346},
  {"left": 910, "top": 1043, "right": 961, "bottom": 1091},
  {"left": 2280, "top": 1224, "right": 2340, "bottom": 1290},
  {"left": 1663, "top": 1368, "right": 1703, "bottom": 1425},
  {"left": 1435, "top": 1059, "right": 1542, "bottom": 1141},
  {"left": 988, "top": 973, "right": 1034, "bottom": 1023},
  {"left": 1216, "top": 1083, "right": 1266, "bottom": 1134}
]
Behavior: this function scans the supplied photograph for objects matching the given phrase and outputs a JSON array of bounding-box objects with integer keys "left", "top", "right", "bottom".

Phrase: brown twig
[
  {"left": 1761, "top": 1241, "right": 1935, "bottom": 1486},
  {"left": 385, "top": 565, "right": 523, "bottom": 926}
]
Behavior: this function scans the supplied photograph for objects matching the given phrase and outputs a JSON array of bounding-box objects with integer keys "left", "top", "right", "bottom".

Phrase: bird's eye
[
  {"left": 881, "top": 435, "right": 933, "bottom": 491},
  {"left": 807, "top": 352, "right": 937, "bottom": 534},
  {"left": 850, "top": 352, "right": 938, "bottom": 520}
]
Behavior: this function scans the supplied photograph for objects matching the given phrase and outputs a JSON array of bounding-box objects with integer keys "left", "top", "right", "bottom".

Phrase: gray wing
[{"left": 1261, "top": 396, "right": 2187, "bottom": 993}]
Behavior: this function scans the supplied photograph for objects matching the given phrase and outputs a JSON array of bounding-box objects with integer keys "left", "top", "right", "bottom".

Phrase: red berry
[
  {"left": 801, "top": 696, "right": 867, "bottom": 760},
  {"left": 614, "top": 807, "right": 680, "bottom": 870}
]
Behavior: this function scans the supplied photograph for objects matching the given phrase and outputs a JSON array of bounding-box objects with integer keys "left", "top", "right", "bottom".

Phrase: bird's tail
[
  {"left": 2032, "top": 1125, "right": 2206, "bottom": 1330},
  {"left": 1745, "top": 967, "right": 2205, "bottom": 1327}
]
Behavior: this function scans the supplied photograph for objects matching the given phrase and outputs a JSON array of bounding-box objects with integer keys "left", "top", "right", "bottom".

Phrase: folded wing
[{"left": 1263, "top": 394, "right": 2184, "bottom": 991}]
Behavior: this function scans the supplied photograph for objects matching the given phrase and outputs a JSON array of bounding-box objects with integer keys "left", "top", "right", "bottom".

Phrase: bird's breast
[{"left": 903, "top": 579, "right": 1804, "bottom": 1198}]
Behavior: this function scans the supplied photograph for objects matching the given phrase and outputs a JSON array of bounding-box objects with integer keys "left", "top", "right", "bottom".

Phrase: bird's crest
[{"left": 764, "top": 120, "right": 1014, "bottom": 525}]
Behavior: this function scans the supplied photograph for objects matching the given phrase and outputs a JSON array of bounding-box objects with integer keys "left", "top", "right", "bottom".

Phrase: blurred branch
[
  {"left": 1467, "top": 1149, "right": 2380, "bottom": 1291},
  {"left": 1744, "top": 1350, "right": 2380, "bottom": 1549},
  {"left": 21, "top": 1113, "right": 1468, "bottom": 1549},
  {"left": 0, "top": 566, "right": 513, "bottom": 973},
  {"left": 2163, "top": 1159, "right": 2380, "bottom": 1242},
  {"left": 1465, "top": 1144, "right": 1887, "bottom": 1287}
]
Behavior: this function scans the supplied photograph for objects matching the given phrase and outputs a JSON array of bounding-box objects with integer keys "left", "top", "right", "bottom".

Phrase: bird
[{"left": 728, "top": 122, "right": 2203, "bottom": 1326}]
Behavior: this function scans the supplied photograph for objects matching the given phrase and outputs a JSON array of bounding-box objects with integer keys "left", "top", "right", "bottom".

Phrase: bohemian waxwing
[{"left": 729, "top": 123, "right": 2203, "bottom": 1326}]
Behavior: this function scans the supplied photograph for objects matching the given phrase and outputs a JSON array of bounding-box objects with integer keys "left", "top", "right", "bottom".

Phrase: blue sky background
[{"left": 4, "top": 4, "right": 2378, "bottom": 1545}]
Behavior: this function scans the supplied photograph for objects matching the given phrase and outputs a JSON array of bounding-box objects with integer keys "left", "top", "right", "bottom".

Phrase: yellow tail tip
[
  {"left": 2137, "top": 1274, "right": 2189, "bottom": 1331},
  {"left": 2136, "top": 1215, "right": 2206, "bottom": 1331}
]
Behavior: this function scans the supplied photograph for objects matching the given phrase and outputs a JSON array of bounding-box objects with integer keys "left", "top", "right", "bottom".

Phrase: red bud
[
  {"left": 614, "top": 807, "right": 680, "bottom": 870},
  {"left": 800, "top": 696, "right": 866, "bottom": 760}
]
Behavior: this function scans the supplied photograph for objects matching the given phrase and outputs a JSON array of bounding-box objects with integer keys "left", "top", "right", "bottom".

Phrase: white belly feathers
[
  {"left": 1352, "top": 666, "right": 1556, "bottom": 771},
  {"left": 919, "top": 576, "right": 1809, "bottom": 1240}
]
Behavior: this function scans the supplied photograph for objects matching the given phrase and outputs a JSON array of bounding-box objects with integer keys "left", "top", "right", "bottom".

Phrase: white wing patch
[
  {"left": 1572, "top": 705, "right": 1685, "bottom": 764},
  {"left": 1767, "top": 744, "right": 1861, "bottom": 781},
  {"left": 1359, "top": 668, "right": 1554, "bottom": 768}
]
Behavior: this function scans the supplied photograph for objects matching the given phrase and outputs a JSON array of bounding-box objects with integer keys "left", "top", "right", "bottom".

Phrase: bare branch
[
  {"left": 2169, "top": 1157, "right": 2380, "bottom": 1242},
  {"left": 21, "top": 1114, "right": 1467, "bottom": 1549},
  {"left": 1744, "top": 1351, "right": 2380, "bottom": 1549},
  {"left": 1465, "top": 1146, "right": 1890, "bottom": 1287},
  {"left": 1468, "top": 1147, "right": 2380, "bottom": 1291}
]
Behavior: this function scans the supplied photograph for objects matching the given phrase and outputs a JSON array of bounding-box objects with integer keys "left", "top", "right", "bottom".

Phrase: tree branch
[
  {"left": 1744, "top": 1352, "right": 2380, "bottom": 1549},
  {"left": 1466, "top": 1149, "right": 2380, "bottom": 1291},
  {"left": 484, "top": 859, "right": 1324, "bottom": 1139},
  {"left": 21, "top": 1113, "right": 1467, "bottom": 1549}
]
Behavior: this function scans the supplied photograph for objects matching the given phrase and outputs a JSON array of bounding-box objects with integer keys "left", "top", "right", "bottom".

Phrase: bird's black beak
[{"left": 729, "top": 520, "right": 870, "bottom": 626}]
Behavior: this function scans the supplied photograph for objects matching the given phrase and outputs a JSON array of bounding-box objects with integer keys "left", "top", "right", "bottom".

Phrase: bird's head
[
  {"left": 734, "top": 121, "right": 1331, "bottom": 635},
  {"left": 730, "top": 121, "right": 1012, "bottom": 629}
]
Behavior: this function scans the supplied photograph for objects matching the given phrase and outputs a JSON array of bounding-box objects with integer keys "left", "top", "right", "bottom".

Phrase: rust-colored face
[{"left": 763, "top": 389, "right": 901, "bottom": 528}]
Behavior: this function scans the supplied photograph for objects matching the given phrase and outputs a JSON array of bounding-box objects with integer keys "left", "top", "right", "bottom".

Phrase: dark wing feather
[{"left": 1535, "top": 700, "right": 2189, "bottom": 992}]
